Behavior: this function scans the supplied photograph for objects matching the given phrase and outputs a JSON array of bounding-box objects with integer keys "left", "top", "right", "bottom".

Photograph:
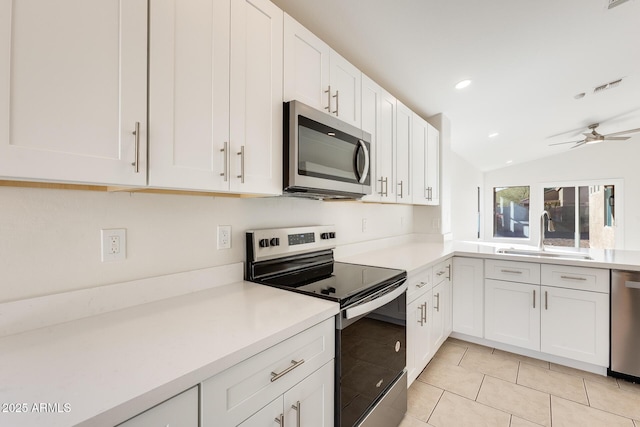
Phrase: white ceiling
[{"left": 271, "top": 0, "right": 640, "bottom": 171}]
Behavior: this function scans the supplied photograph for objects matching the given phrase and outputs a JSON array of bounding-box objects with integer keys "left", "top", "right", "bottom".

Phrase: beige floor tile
[
  {"left": 618, "top": 379, "right": 640, "bottom": 395},
  {"left": 551, "top": 395, "right": 635, "bottom": 427},
  {"left": 510, "top": 416, "right": 544, "bottom": 427},
  {"left": 428, "top": 391, "right": 510, "bottom": 427},
  {"left": 492, "top": 349, "right": 550, "bottom": 369},
  {"left": 417, "top": 358, "right": 484, "bottom": 400},
  {"left": 432, "top": 341, "right": 467, "bottom": 365},
  {"left": 460, "top": 349, "right": 519, "bottom": 383},
  {"left": 517, "top": 362, "right": 588, "bottom": 404},
  {"left": 407, "top": 380, "right": 444, "bottom": 422},
  {"left": 586, "top": 380, "right": 640, "bottom": 420},
  {"left": 477, "top": 375, "right": 551, "bottom": 427},
  {"left": 445, "top": 337, "right": 494, "bottom": 353},
  {"left": 399, "top": 414, "right": 432, "bottom": 427},
  {"left": 549, "top": 363, "right": 619, "bottom": 387}
]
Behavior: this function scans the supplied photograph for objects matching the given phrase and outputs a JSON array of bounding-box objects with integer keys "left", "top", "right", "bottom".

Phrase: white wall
[
  {"left": 483, "top": 140, "right": 640, "bottom": 249},
  {"left": 0, "top": 187, "right": 414, "bottom": 302}
]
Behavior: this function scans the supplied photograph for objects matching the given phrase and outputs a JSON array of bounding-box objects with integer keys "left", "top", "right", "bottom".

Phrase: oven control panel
[{"left": 246, "top": 225, "right": 337, "bottom": 262}]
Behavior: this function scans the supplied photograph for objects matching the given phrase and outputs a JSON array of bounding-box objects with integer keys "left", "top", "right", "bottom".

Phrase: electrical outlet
[
  {"left": 101, "top": 228, "right": 126, "bottom": 262},
  {"left": 217, "top": 225, "right": 231, "bottom": 249}
]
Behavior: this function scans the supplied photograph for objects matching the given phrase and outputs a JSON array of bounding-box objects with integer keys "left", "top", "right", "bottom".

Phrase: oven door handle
[{"left": 345, "top": 281, "right": 407, "bottom": 320}]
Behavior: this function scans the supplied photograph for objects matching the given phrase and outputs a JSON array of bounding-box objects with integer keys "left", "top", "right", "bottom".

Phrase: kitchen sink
[{"left": 495, "top": 247, "right": 593, "bottom": 260}]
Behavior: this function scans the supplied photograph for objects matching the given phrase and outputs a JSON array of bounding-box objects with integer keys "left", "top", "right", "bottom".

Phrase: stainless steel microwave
[{"left": 284, "top": 100, "right": 372, "bottom": 199}]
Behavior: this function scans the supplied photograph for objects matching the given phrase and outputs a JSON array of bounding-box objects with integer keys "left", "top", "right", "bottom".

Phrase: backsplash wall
[{"left": 0, "top": 186, "right": 418, "bottom": 302}]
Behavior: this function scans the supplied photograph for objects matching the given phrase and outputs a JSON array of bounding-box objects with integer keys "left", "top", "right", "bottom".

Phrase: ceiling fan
[{"left": 549, "top": 123, "right": 640, "bottom": 149}]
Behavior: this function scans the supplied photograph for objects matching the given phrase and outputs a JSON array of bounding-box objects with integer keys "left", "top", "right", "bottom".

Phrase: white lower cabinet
[
  {"left": 540, "top": 285, "right": 609, "bottom": 366},
  {"left": 451, "top": 257, "right": 484, "bottom": 338},
  {"left": 483, "top": 260, "right": 610, "bottom": 367},
  {"left": 201, "top": 318, "right": 334, "bottom": 426},
  {"left": 407, "top": 259, "right": 452, "bottom": 387},
  {"left": 117, "top": 387, "right": 198, "bottom": 427},
  {"left": 484, "top": 279, "right": 540, "bottom": 351}
]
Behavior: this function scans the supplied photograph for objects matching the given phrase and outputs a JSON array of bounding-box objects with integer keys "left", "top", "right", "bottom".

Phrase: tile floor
[{"left": 400, "top": 337, "right": 640, "bottom": 427}]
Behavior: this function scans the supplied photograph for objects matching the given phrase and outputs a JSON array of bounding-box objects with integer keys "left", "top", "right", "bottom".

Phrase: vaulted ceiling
[{"left": 271, "top": 0, "right": 640, "bottom": 171}]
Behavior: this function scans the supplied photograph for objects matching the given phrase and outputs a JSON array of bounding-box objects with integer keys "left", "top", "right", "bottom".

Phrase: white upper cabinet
[
  {"left": 412, "top": 114, "right": 440, "bottom": 205},
  {"left": 360, "top": 75, "right": 380, "bottom": 202},
  {"left": 395, "top": 101, "right": 412, "bottom": 203},
  {"left": 0, "top": 0, "right": 148, "bottom": 186},
  {"left": 229, "top": 0, "right": 283, "bottom": 194},
  {"left": 377, "top": 89, "right": 397, "bottom": 202},
  {"left": 283, "top": 14, "right": 330, "bottom": 111},
  {"left": 149, "top": 0, "right": 230, "bottom": 192},
  {"left": 283, "top": 14, "right": 360, "bottom": 128},
  {"left": 150, "top": 0, "right": 282, "bottom": 195}
]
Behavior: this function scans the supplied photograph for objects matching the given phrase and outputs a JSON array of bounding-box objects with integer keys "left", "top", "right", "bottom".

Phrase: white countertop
[
  {"left": 337, "top": 238, "right": 640, "bottom": 273},
  {"left": 0, "top": 280, "right": 339, "bottom": 427}
]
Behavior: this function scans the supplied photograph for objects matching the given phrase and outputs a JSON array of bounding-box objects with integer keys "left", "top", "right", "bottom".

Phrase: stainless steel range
[{"left": 246, "top": 226, "right": 407, "bottom": 427}]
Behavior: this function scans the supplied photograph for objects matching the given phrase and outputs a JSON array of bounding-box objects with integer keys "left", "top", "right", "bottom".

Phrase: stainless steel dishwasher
[{"left": 610, "top": 270, "right": 640, "bottom": 380}]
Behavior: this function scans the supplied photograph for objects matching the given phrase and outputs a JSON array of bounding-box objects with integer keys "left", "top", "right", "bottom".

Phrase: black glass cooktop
[{"left": 254, "top": 258, "right": 406, "bottom": 308}]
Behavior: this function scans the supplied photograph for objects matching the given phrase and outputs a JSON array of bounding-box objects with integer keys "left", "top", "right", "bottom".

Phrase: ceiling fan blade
[
  {"left": 549, "top": 139, "right": 584, "bottom": 146},
  {"left": 604, "top": 127, "right": 640, "bottom": 137},
  {"left": 603, "top": 136, "right": 630, "bottom": 141},
  {"left": 570, "top": 141, "right": 588, "bottom": 149}
]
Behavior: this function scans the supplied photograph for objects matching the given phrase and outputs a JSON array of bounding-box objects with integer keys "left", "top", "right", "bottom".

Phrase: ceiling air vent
[
  {"left": 608, "top": 0, "right": 631, "bottom": 9},
  {"left": 593, "top": 78, "right": 623, "bottom": 94}
]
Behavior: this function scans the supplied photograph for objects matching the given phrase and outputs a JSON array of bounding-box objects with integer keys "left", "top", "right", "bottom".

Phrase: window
[
  {"left": 543, "top": 184, "right": 615, "bottom": 249},
  {"left": 494, "top": 186, "right": 530, "bottom": 238}
]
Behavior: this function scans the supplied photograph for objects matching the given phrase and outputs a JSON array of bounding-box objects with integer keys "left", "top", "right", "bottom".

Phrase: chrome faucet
[{"left": 538, "top": 211, "right": 552, "bottom": 251}]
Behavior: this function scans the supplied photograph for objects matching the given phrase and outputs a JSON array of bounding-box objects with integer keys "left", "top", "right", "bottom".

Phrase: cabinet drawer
[
  {"left": 201, "top": 318, "right": 334, "bottom": 426},
  {"left": 485, "top": 259, "right": 540, "bottom": 284},
  {"left": 118, "top": 387, "right": 198, "bottom": 427},
  {"left": 541, "top": 264, "right": 609, "bottom": 293},
  {"left": 433, "top": 259, "right": 451, "bottom": 285},
  {"left": 407, "top": 266, "right": 432, "bottom": 301}
]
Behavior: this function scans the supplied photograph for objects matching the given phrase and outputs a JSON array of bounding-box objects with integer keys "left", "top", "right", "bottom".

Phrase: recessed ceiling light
[
  {"left": 455, "top": 79, "right": 472, "bottom": 90},
  {"left": 488, "top": 132, "right": 499, "bottom": 138}
]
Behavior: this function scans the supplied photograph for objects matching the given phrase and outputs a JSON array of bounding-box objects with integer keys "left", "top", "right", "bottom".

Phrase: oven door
[{"left": 336, "top": 282, "right": 407, "bottom": 427}]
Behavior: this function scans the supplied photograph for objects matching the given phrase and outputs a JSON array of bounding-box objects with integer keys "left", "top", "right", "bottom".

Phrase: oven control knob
[
  {"left": 320, "top": 233, "right": 328, "bottom": 240},
  {"left": 259, "top": 238, "right": 270, "bottom": 248},
  {"left": 329, "top": 232, "right": 336, "bottom": 239},
  {"left": 270, "top": 238, "right": 280, "bottom": 247}
]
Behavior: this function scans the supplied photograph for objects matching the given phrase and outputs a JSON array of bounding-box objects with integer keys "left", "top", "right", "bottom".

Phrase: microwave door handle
[
  {"left": 356, "top": 140, "right": 370, "bottom": 184},
  {"left": 345, "top": 282, "right": 407, "bottom": 320}
]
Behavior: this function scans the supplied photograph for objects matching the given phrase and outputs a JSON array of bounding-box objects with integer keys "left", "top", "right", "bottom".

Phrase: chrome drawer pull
[
  {"left": 434, "top": 293, "right": 440, "bottom": 312},
  {"left": 545, "top": 291, "right": 548, "bottom": 310},
  {"left": 560, "top": 275, "right": 587, "bottom": 281},
  {"left": 500, "top": 269, "right": 522, "bottom": 274},
  {"left": 533, "top": 289, "right": 536, "bottom": 309},
  {"left": 275, "top": 413, "right": 284, "bottom": 426},
  {"left": 416, "top": 281, "right": 428, "bottom": 288},
  {"left": 270, "top": 359, "right": 305, "bottom": 382}
]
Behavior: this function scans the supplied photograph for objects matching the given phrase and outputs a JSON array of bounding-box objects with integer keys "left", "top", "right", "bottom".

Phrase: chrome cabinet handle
[
  {"left": 237, "top": 146, "right": 245, "bottom": 183},
  {"left": 560, "top": 275, "right": 587, "bottom": 281},
  {"left": 501, "top": 269, "right": 522, "bottom": 274},
  {"left": 291, "top": 401, "right": 301, "bottom": 427},
  {"left": 324, "top": 85, "right": 331, "bottom": 112},
  {"left": 220, "top": 141, "right": 228, "bottom": 181},
  {"left": 545, "top": 291, "right": 548, "bottom": 310},
  {"left": 378, "top": 177, "right": 385, "bottom": 196},
  {"left": 384, "top": 177, "right": 389, "bottom": 196},
  {"left": 356, "top": 140, "right": 370, "bottom": 184},
  {"left": 333, "top": 90, "right": 339, "bottom": 115},
  {"left": 398, "top": 180, "right": 404, "bottom": 198},
  {"left": 416, "top": 281, "right": 428, "bottom": 288},
  {"left": 422, "top": 302, "right": 427, "bottom": 323},
  {"left": 446, "top": 265, "right": 451, "bottom": 280},
  {"left": 418, "top": 304, "right": 424, "bottom": 326},
  {"left": 533, "top": 289, "right": 536, "bottom": 309},
  {"left": 275, "top": 413, "right": 284, "bottom": 426},
  {"left": 271, "top": 359, "right": 305, "bottom": 382},
  {"left": 436, "top": 270, "right": 445, "bottom": 277},
  {"left": 131, "top": 121, "right": 140, "bottom": 173},
  {"left": 434, "top": 293, "right": 440, "bottom": 311}
]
